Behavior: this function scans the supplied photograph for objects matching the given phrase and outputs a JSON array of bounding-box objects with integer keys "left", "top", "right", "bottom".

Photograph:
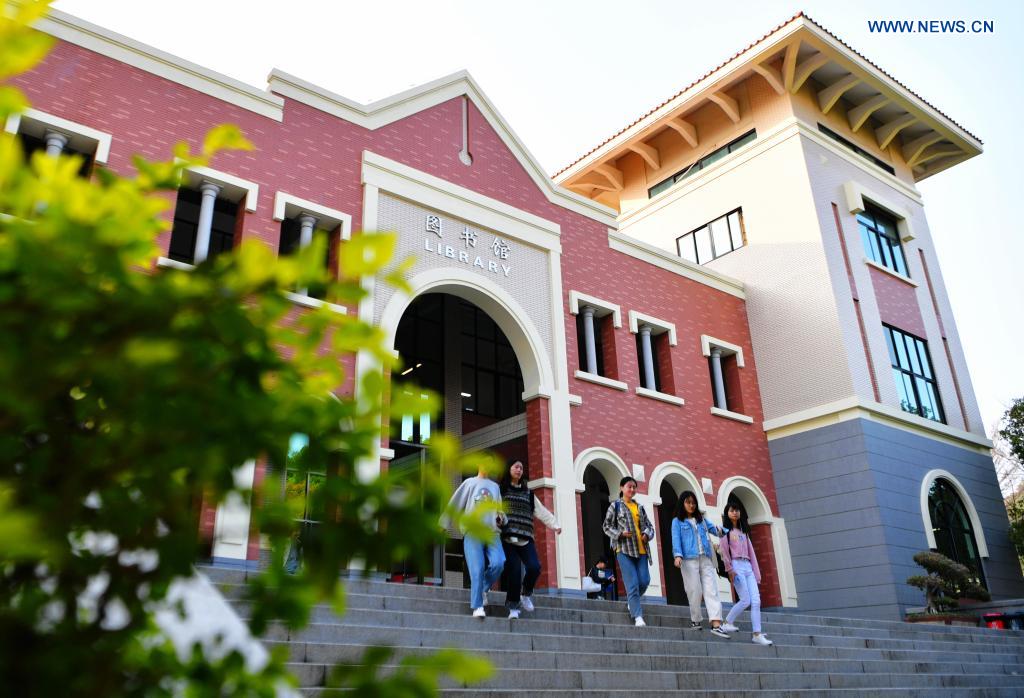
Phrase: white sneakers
[
  {"left": 720, "top": 622, "right": 739, "bottom": 633},
  {"left": 752, "top": 633, "right": 774, "bottom": 646},
  {"left": 508, "top": 609, "right": 521, "bottom": 620},
  {"left": 472, "top": 607, "right": 486, "bottom": 619},
  {"left": 634, "top": 616, "right": 646, "bottom": 627},
  {"left": 520, "top": 596, "right": 535, "bottom": 612}
]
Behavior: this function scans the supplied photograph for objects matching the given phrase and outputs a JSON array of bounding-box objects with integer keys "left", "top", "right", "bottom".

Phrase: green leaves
[{"left": 0, "top": 4, "right": 495, "bottom": 695}]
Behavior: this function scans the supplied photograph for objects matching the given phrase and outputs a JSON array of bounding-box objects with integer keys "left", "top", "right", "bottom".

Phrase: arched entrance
[
  {"left": 574, "top": 447, "right": 631, "bottom": 592},
  {"left": 390, "top": 292, "right": 528, "bottom": 585},
  {"left": 656, "top": 481, "right": 685, "bottom": 605},
  {"left": 717, "top": 477, "right": 784, "bottom": 608},
  {"left": 648, "top": 463, "right": 706, "bottom": 606}
]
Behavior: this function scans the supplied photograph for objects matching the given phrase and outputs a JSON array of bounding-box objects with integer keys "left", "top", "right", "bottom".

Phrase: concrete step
[
  {"left": 199, "top": 567, "right": 1024, "bottom": 644},
  {"left": 246, "top": 605, "right": 1024, "bottom": 659},
  {"left": 258, "top": 621, "right": 1024, "bottom": 671},
  {"left": 272, "top": 640, "right": 1023, "bottom": 678},
  {"left": 219, "top": 584, "right": 1024, "bottom": 649},
  {"left": 285, "top": 661, "right": 1024, "bottom": 690}
]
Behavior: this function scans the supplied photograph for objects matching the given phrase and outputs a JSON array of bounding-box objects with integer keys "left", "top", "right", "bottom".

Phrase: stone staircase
[{"left": 200, "top": 566, "right": 1024, "bottom": 696}]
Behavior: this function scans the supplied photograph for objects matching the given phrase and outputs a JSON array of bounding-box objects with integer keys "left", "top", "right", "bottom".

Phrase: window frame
[
  {"left": 5, "top": 108, "right": 113, "bottom": 166},
  {"left": 676, "top": 209, "right": 746, "bottom": 265},
  {"left": 648, "top": 130, "right": 757, "bottom": 198},
  {"left": 883, "top": 324, "right": 945, "bottom": 424},
  {"left": 858, "top": 205, "right": 909, "bottom": 277}
]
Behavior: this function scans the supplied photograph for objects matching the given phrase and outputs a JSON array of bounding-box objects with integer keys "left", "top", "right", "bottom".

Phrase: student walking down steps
[
  {"left": 602, "top": 476, "right": 655, "bottom": 627},
  {"left": 671, "top": 490, "right": 730, "bottom": 639},
  {"left": 719, "top": 499, "right": 774, "bottom": 646}
]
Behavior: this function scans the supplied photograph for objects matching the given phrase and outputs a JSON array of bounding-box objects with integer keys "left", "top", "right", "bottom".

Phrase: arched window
[{"left": 928, "top": 478, "right": 986, "bottom": 589}]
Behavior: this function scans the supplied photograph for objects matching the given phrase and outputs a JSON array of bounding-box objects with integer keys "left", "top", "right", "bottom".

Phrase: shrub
[{"left": 907, "top": 551, "right": 990, "bottom": 614}]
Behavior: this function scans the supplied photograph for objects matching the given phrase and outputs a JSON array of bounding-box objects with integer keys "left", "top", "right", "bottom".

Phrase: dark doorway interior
[
  {"left": 581, "top": 467, "right": 612, "bottom": 575},
  {"left": 658, "top": 481, "right": 686, "bottom": 605}
]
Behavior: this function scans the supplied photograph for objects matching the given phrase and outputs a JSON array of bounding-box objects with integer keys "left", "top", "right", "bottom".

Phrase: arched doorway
[
  {"left": 390, "top": 292, "right": 527, "bottom": 585},
  {"left": 928, "top": 477, "right": 987, "bottom": 589},
  {"left": 580, "top": 466, "right": 612, "bottom": 577},
  {"left": 656, "top": 481, "right": 686, "bottom": 605},
  {"left": 717, "top": 478, "right": 784, "bottom": 608}
]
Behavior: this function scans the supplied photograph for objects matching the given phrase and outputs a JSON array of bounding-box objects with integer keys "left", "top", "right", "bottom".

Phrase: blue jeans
[
  {"left": 501, "top": 539, "right": 541, "bottom": 609},
  {"left": 463, "top": 534, "right": 505, "bottom": 610},
  {"left": 616, "top": 552, "right": 650, "bottom": 619}
]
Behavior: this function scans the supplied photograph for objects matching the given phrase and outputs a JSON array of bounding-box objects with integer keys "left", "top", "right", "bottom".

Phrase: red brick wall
[
  {"left": 14, "top": 40, "right": 782, "bottom": 594},
  {"left": 869, "top": 266, "right": 926, "bottom": 337}
]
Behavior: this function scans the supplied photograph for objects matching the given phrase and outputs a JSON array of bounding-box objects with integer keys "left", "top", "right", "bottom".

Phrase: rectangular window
[
  {"left": 634, "top": 333, "right": 662, "bottom": 392},
  {"left": 648, "top": 130, "right": 757, "bottom": 198},
  {"left": 884, "top": 325, "right": 944, "bottom": 423},
  {"left": 278, "top": 217, "right": 333, "bottom": 299},
  {"left": 858, "top": 205, "right": 908, "bottom": 276},
  {"left": 461, "top": 301, "right": 523, "bottom": 421},
  {"left": 818, "top": 124, "right": 895, "bottom": 175},
  {"left": 576, "top": 312, "right": 607, "bottom": 377},
  {"left": 283, "top": 433, "right": 325, "bottom": 523},
  {"left": 676, "top": 208, "right": 746, "bottom": 265},
  {"left": 168, "top": 187, "right": 240, "bottom": 264}
]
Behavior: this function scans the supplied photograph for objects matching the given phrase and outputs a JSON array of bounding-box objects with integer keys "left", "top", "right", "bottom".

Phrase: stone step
[
  {"left": 199, "top": 568, "right": 1023, "bottom": 643},
  {"left": 285, "top": 662, "right": 1024, "bottom": 690},
  {"left": 248, "top": 606, "right": 1024, "bottom": 659},
  {"left": 220, "top": 585, "right": 1024, "bottom": 648},
  {"left": 259, "top": 621, "right": 1024, "bottom": 669},
  {"left": 271, "top": 640, "right": 1023, "bottom": 678}
]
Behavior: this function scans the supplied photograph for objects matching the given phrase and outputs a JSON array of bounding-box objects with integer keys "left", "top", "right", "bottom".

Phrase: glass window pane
[
  {"left": 476, "top": 370, "right": 495, "bottom": 416},
  {"left": 904, "top": 334, "right": 922, "bottom": 375},
  {"left": 897, "top": 370, "right": 918, "bottom": 414},
  {"left": 461, "top": 365, "right": 475, "bottom": 412},
  {"left": 867, "top": 230, "right": 884, "bottom": 265},
  {"left": 307, "top": 474, "right": 326, "bottom": 520},
  {"left": 891, "top": 243, "right": 908, "bottom": 276},
  {"left": 892, "top": 330, "right": 909, "bottom": 369},
  {"left": 710, "top": 216, "right": 731, "bottom": 257},
  {"left": 728, "top": 212, "right": 744, "bottom": 250},
  {"left": 701, "top": 148, "right": 727, "bottom": 168},
  {"left": 695, "top": 227, "right": 713, "bottom": 264},
  {"left": 859, "top": 224, "right": 876, "bottom": 263},
  {"left": 678, "top": 233, "right": 697, "bottom": 263},
  {"left": 914, "top": 339, "right": 933, "bottom": 379},
  {"left": 925, "top": 382, "right": 943, "bottom": 422},
  {"left": 884, "top": 328, "right": 898, "bottom": 365},
  {"left": 476, "top": 339, "right": 495, "bottom": 369}
]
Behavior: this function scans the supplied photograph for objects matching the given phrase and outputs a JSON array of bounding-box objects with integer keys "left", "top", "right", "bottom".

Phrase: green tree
[
  {"left": 0, "top": 2, "right": 492, "bottom": 694},
  {"left": 998, "top": 397, "right": 1024, "bottom": 567}
]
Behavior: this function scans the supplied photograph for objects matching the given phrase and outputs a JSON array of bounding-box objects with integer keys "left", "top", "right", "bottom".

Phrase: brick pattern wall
[{"left": 14, "top": 39, "right": 781, "bottom": 593}]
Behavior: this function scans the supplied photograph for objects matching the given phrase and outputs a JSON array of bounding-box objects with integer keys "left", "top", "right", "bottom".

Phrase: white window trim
[
  {"left": 5, "top": 108, "right": 113, "bottom": 163},
  {"left": 180, "top": 164, "right": 259, "bottom": 212},
  {"left": 863, "top": 257, "right": 919, "bottom": 287},
  {"left": 700, "top": 335, "right": 745, "bottom": 367},
  {"left": 636, "top": 386, "right": 684, "bottom": 406},
  {"left": 710, "top": 406, "right": 754, "bottom": 424},
  {"left": 156, "top": 258, "right": 345, "bottom": 314},
  {"left": 628, "top": 310, "right": 677, "bottom": 345},
  {"left": 156, "top": 256, "right": 194, "bottom": 271},
  {"left": 567, "top": 394, "right": 583, "bottom": 406},
  {"left": 273, "top": 192, "right": 352, "bottom": 240},
  {"left": 574, "top": 370, "right": 627, "bottom": 392},
  {"left": 282, "top": 290, "right": 347, "bottom": 315},
  {"left": 568, "top": 291, "right": 621, "bottom": 327},
  {"left": 919, "top": 469, "right": 989, "bottom": 558},
  {"left": 843, "top": 180, "right": 916, "bottom": 243}
]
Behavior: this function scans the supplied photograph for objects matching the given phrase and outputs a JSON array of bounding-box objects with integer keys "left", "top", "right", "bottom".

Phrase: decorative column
[
  {"left": 710, "top": 347, "right": 727, "bottom": 409},
  {"left": 581, "top": 306, "right": 598, "bottom": 374},
  {"left": 296, "top": 213, "right": 318, "bottom": 296},
  {"left": 639, "top": 325, "right": 656, "bottom": 390},
  {"left": 193, "top": 181, "right": 222, "bottom": 264},
  {"left": 43, "top": 131, "right": 68, "bottom": 157}
]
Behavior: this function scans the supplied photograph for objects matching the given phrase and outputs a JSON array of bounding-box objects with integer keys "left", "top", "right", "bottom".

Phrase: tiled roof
[{"left": 554, "top": 11, "right": 980, "bottom": 179}]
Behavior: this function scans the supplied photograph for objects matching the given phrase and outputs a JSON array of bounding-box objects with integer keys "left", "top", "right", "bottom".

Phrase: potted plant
[{"left": 905, "top": 551, "right": 990, "bottom": 625}]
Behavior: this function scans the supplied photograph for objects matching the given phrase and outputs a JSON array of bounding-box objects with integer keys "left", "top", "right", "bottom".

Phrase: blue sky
[{"left": 53, "top": 0, "right": 1023, "bottom": 434}]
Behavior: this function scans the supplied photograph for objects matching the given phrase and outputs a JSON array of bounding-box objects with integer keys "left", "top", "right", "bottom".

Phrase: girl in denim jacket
[
  {"left": 671, "top": 490, "right": 729, "bottom": 638},
  {"left": 719, "top": 499, "right": 773, "bottom": 645}
]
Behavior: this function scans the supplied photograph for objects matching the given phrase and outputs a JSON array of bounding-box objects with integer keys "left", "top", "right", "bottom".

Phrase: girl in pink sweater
[{"left": 718, "top": 500, "right": 773, "bottom": 646}]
